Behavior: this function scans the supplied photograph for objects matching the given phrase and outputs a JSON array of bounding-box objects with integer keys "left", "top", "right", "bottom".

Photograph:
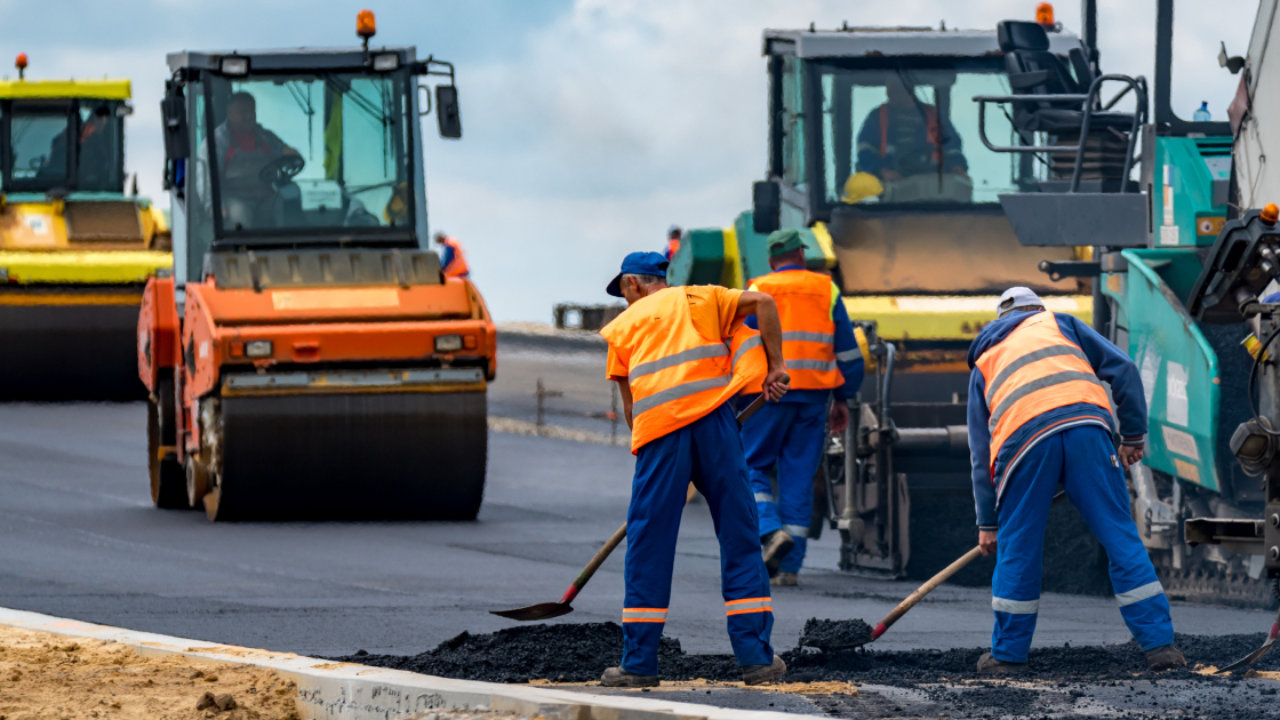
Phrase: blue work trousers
[
  {"left": 742, "top": 400, "right": 827, "bottom": 573},
  {"left": 991, "top": 425, "right": 1174, "bottom": 662},
  {"left": 623, "top": 403, "right": 775, "bottom": 675}
]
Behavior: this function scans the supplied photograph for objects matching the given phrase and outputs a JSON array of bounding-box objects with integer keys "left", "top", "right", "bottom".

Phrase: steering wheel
[{"left": 258, "top": 154, "right": 305, "bottom": 187}]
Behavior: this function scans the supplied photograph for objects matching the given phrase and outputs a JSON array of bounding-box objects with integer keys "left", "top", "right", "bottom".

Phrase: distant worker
[
  {"left": 966, "top": 287, "right": 1184, "bottom": 674},
  {"left": 434, "top": 231, "right": 470, "bottom": 279},
  {"left": 45, "top": 103, "right": 116, "bottom": 190},
  {"left": 741, "top": 229, "right": 865, "bottom": 586},
  {"left": 665, "top": 225, "right": 682, "bottom": 261},
  {"left": 598, "top": 251, "right": 790, "bottom": 688},
  {"left": 856, "top": 74, "right": 967, "bottom": 184}
]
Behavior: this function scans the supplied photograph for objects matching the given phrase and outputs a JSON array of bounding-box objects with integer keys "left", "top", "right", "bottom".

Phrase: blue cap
[{"left": 607, "top": 251, "right": 669, "bottom": 297}]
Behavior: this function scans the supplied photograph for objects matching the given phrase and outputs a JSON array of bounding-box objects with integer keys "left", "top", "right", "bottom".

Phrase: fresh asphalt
[{"left": 0, "top": 332, "right": 1269, "bottom": 665}]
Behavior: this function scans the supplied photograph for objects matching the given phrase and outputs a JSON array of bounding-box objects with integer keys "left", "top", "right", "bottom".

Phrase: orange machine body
[{"left": 139, "top": 275, "right": 496, "bottom": 465}]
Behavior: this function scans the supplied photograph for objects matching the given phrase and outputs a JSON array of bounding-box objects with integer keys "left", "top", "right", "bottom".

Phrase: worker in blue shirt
[
  {"left": 741, "top": 229, "right": 865, "bottom": 586},
  {"left": 967, "top": 287, "right": 1183, "bottom": 674}
]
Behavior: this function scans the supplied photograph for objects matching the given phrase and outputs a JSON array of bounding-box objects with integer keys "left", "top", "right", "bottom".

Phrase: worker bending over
[
  {"left": 598, "top": 251, "right": 790, "bottom": 687},
  {"left": 966, "top": 287, "right": 1184, "bottom": 674},
  {"left": 434, "top": 231, "right": 470, "bottom": 278},
  {"left": 741, "top": 229, "right": 864, "bottom": 586}
]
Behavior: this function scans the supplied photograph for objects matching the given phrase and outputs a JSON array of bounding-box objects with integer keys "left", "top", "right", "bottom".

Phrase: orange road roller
[{"left": 137, "top": 14, "right": 496, "bottom": 520}]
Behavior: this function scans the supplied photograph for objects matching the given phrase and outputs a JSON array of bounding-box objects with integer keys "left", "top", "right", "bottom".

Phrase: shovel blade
[
  {"left": 490, "top": 602, "right": 574, "bottom": 622},
  {"left": 1217, "top": 620, "right": 1280, "bottom": 674},
  {"left": 1218, "top": 638, "right": 1277, "bottom": 674}
]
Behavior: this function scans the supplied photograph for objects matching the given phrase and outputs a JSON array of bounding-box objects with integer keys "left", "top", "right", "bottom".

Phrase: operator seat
[{"left": 998, "top": 20, "right": 1136, "bottom": 188}]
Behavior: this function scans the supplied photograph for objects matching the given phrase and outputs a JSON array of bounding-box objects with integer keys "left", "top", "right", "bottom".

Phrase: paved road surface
[{"left": 0, "top": 337, "right": 1270, "bottom": 665}]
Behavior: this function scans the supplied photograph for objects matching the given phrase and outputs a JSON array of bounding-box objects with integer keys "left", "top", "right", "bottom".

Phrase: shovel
[
  {"left": 1217, "top": 608, "right": 1280, "bottom": 674},
  {"left": 491, "top": 393, "right": 772, "bottom": 622},
  {"left": 833, "top": 492, "right": 1068, "bottom": 649}
]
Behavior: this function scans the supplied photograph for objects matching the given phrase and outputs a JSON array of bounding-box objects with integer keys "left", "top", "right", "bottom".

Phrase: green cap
[{"left": 767, "top": 228, "right": 804, "bottom": 257}]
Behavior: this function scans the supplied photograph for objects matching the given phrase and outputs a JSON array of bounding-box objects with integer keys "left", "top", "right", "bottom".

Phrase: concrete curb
[{"left": 0, "top": 608, "right": 827, "bottom": 720}]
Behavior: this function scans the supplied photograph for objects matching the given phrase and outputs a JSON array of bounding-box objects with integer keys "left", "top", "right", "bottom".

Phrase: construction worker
[
  {"left": 434, "top": 231, "right": 470, "bottom": 279},
  {"left": 967, "top": 287, "right": 1184, "bottom": 674},
  {"left": 665, "top": 225, "right": 682, "bottom": 261},
  {"left": 598, "top": 251, "right": 790, "bottom": 688},
  {"left": 741, "top": 229, "right": 865, "bottom": 586},
  {"left": 856, "top": 73, "right": 968, "bottom": 183},
  {"left": 211, "top": 92, "right": 301, "bottom": 228}
]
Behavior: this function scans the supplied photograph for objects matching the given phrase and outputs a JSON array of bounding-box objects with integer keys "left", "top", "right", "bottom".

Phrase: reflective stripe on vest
[
  {"left": 975, "top": 312, "right": 1112, "bottom": 491},
  {"left": 600, "top": 286, "right": 765, "bottom": 452},
  {"left": 745, "top": 270, "right": 843, "bottom": 392},
  {"left": 441, "top": 237, "right": 469, "bottom": 277}
]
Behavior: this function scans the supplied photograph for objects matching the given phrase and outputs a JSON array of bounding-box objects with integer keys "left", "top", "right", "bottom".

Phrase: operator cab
[
  {"left": 757, "top": 27, "right": 1091, "bottom": 224},
  {"left": 161, "top": 44, "right": 461, "bottom": 290},
  {"left": 1, "top": 90, "right": 127, "bottom": 195}
]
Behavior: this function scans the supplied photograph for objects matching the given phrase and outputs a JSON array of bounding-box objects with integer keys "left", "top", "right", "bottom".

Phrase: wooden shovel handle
[
  {"left": 561, "top": 483, "right": 700, "bottom": 605},
  {"left": 870, "top": 492, "right": 1067, "bottom": 641},
  {"left": 871, "top": 545, "right": 982, "bottom": 640}
]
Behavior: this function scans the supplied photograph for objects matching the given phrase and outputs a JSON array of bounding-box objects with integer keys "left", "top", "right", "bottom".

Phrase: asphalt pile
[{"left": 341, "top": 619, "right": 1280, "bottom": 685}]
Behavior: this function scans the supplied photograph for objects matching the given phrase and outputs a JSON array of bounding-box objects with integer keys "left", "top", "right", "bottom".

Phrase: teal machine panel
[
  {"left": 1104, "top": 249, "right": 1220, "bottom": 491},
  {"left": 1152, "top": 136, "right": 1232, "bottom": 249}
]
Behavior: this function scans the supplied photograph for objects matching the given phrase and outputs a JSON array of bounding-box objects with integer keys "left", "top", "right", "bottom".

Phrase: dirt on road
[{"left": 0, "top": 625, "right": 299, "bottom": 720}]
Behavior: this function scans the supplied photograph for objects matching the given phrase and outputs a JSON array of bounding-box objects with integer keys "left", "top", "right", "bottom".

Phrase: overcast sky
[{"left": 1, "top": 0, "right": 1261, "bottom": 322}]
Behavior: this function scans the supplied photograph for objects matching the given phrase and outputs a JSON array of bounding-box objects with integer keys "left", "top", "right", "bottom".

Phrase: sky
[{"left": 0, "top": 0, "right": 1262, "bottom": 322}]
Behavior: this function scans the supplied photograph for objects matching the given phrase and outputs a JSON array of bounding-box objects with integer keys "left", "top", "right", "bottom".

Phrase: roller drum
[
  {"left": 0, "top": 300, "right": 143, "bottom": 400},
  {"left": 209, "top": 390, "right": 487, "bottom": 521}
]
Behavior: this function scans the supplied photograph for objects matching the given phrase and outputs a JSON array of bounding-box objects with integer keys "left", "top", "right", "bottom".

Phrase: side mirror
[
  {"left": 1219, "top": 41, "right": 1245, "bottom": 75},
  {"left": 160, "top": 81, "right": 189, "bottom": 161},
  {"left": 435, "top": 85, "right": 462, "bottom": 139},
  {"left": 753, "top": 180, "right": 781, "bottom": 234}
]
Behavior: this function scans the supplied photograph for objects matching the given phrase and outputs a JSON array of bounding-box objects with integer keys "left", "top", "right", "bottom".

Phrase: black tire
[{"left": 148, "top": 375, "right": 188, "bottom": 509}]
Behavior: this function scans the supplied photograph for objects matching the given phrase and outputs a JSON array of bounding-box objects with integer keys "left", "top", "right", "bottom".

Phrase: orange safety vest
[
  {"left": 975, "top": 311, "right": 1112, "bottom": 488},
  {"left": 666, "top": 236, "right": 680, "bottom": 260},
  {"left": 744, "top": 270, "right": 843, "bottom": 393},
  {"left": 439, "top": 236, "right": 470, "bottom": 278},
  {"left": 601, "top": 286, "right": 766, "bottom": 452}
]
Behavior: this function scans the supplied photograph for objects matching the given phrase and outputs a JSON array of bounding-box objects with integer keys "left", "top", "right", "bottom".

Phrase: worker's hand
[
  {"left": 978, "top": 529, "right": 998, "bottom": 557},
  {"left": 763, "top": 368, "right": 790, "bottom": 402},
  {"left": 1118, "top": 443, "right": 1145, "bottom": 468},
  {"left": 828, "top": 401, "right": 850, "bottom": 436}
]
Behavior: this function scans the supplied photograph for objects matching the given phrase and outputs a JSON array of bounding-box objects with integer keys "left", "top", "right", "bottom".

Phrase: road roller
[
  {"left": 0, "top": 54, "right": 171, "bottom": 399},
  {"left": 137, "top": 12, "right": 496, "bottom": 521}
]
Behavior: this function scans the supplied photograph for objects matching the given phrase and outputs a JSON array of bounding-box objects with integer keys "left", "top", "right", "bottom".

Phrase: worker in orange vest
[
  {"left": 434, "top": 231, "right": 470, "bottom": 278},
  {"left": 598, "top": 251, "right": 790, "bottom": 688},
  {"left": 664, "top": 225, "right": 681, "bottom": 261},
  {"left": 967, "top": 287, "right": 1182, "bottom": 674},
  {"left": 740, "top": 229, "right": 865, "bottom": 587}
]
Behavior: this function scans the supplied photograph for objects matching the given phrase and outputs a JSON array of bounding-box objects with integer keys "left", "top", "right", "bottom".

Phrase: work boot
[
  {"left": 761, "top": 530, "right": 794, "bottom": 578},
  {"left": 1145, "top": 644, "right": 1187, "bottom": 671},
  {"left": 600, "top": 666, "right": 659, "bottom": 688},
  {"left": 771, "top": 572, "right": 799, "bottom": 587},
  {"left": 976, "top": 651, "right": 1028, "bottom": 675},
  {"left": 742, "top": 655, "right": 787, "bottom": 685}
]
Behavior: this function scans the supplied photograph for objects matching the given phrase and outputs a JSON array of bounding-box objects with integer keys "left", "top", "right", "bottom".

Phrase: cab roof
[
  {"left": 167, "top": 46, "right": 418, "bottom": 74},
  {"left": 763, "top": 28, "right": 1083, "bottom": 59},
  {"left": 0, "top": 79, "right": 131, "bottom": 101}
]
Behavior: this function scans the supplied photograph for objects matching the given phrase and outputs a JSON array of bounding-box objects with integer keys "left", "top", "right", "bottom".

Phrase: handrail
[{"left": 972, "top": 72, "right": 1148, "bottom": 192}]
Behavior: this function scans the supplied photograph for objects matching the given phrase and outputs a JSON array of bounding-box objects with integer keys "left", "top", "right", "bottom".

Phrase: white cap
[{"left": 997, "top": 286, "right": 1044, "bottom": 317}]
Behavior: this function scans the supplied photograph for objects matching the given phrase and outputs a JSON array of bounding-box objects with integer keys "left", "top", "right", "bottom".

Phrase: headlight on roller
[
  {"left": 244, "top": 340, "right": 273, "bottom": 358},
  {"left": 435, "top": 334, "right": 463, "bottom": 352}
]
